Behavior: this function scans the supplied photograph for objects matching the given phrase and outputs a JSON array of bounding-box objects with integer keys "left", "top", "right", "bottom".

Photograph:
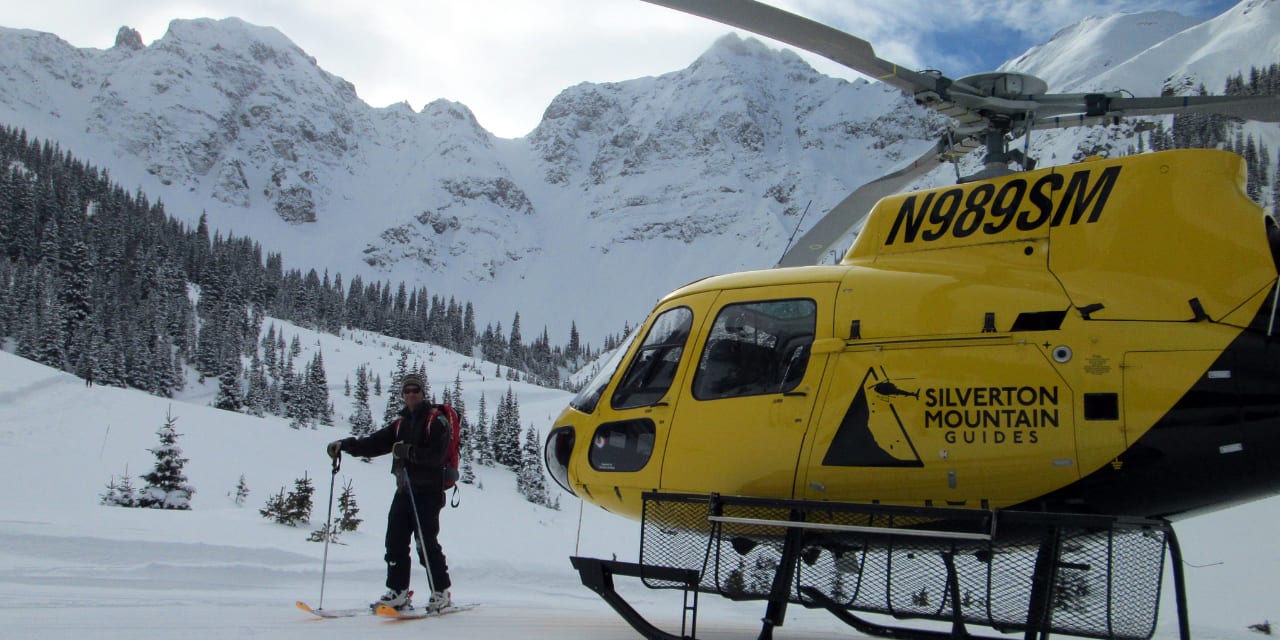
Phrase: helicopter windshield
[
  {"left": 610, "top": 307, "right": 694, "bottom": 410},
  {"left": 569, "top": 327, "right": 640, "bottom": 414}
]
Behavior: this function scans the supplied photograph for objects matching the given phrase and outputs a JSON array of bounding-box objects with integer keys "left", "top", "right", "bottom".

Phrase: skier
[{"left": 327, "top": 373, "right": 453, "bottom": 612}]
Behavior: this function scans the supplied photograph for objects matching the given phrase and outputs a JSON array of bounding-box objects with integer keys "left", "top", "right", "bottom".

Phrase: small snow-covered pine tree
[
  {"left": 349, "top": 364, "right": 374, "bottom": 438},
  {"left": 137, "top": 408, "right": 196, "bottom": 509},
  {"left": 260, "top": 488, "right": 287, "bottom": 523},
  {"left": 307, "top": 523, "right": 337, "bottom": 543},
  {"left": 498, "top": 387, "right": 524, "bottom": 469},
  {"left": 382, "top": 352, "right": 409, "bottom": 425},
  {"left": 517, "top": 423, "right": 556, "bottom": 509},
  {"left": 473, "top": 393, "right": 494, "bottom": 467},
  {"left": 233, "top": 474, "right": 250, "bottom": 506},
  {"left": 100, "top": 467, "right": 138, "bottom": 507},
  {"left": 260, "top": 473, "right": 314, "bottom": 527},
  {"left": 285, "top": 473, "right": 315, "bottom": 525},
  {"left": 337, "top": 479, "right": 362, "bottom": 532}
]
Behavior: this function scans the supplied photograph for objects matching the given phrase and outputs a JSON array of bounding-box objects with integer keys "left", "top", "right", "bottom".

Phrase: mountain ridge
[{"left": 1, "top": 2, "right": 1276, "bottom": 342}]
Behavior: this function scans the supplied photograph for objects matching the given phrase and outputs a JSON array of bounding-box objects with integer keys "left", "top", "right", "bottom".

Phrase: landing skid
[{"left": 571, "top": 493, "right": 1189, "bottom": 640}]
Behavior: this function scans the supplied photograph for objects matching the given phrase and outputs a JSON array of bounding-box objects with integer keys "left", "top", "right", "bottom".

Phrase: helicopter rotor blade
[
  {"left": 641, "top": 0, "right": 939, "bottom": 96},
  {"left": 1104, "top": 94, "right": 1280, "bottom": 122},
  {"left": 777, "top": 136, "right": 978, "bottom": 267},
  {"left": 1023, "top": 93, "right": 1280, "bottom": 132}
]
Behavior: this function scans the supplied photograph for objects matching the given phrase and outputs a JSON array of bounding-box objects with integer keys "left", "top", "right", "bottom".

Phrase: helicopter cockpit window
[
  {"left": 570, "top": 328, "right": 639, "bottom": 414},
  {"left": 611, "top": 307, "right": 694, "bottom": 410},
  {"left": 693, "top": 299, "right": 816, "bottom": 401}
]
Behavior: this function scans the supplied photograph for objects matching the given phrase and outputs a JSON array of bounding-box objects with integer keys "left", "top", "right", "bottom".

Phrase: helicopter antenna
[
  {"left": 948, "top": 132, "right": 961, "bottom": 183},
  {"left": 1023, "top": 110, "right": 1034, "bottom": 162},
  {"left": 777, "top": 200, "right": 812, "bottom": 267}
]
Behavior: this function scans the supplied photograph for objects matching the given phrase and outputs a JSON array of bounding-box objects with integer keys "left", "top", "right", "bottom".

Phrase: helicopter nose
[{"left": 544, "top": 426, "right": 576, "bottom": 496}]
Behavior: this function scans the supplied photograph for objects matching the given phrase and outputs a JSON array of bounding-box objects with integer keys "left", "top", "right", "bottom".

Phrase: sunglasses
[{"left": 402, "top": 387, "right": 423, "bottom": 395}]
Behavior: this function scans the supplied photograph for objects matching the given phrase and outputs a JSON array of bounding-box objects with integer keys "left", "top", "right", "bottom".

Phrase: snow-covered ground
[{"left": 1, "top": 321, "right": 1278, "bottom": 639}]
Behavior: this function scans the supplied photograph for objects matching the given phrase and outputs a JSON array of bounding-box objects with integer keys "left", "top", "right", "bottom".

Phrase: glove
[
  {"left": 326, "top": 440, "right": 345, "bottom": 459},
  {"left": 392, "top": 442, "right": 415, "bottom": 460}
]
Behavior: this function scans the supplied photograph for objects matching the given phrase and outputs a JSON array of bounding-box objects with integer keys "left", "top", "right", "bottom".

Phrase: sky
[{"left": 4, "top": 0, "right": 1242, "bottom": 138}]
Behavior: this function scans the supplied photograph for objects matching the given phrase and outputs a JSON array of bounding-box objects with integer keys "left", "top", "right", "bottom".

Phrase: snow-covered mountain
[
  {"left": 1004, "top": 0, "right": 1280, "bottom": 96},
  {"left": 0, "top": 1, "right": 1277, "bottom": 344}
]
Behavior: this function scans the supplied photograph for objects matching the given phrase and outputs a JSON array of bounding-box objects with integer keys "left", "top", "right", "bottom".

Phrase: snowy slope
[
  {"left": 999, "top": 11, "right": 1203, "bottom": 92},
  {"left": 2, "top": 326, "right": 1280, "bottom": 639}
]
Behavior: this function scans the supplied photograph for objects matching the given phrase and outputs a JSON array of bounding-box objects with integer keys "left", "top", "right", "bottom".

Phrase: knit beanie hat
[{"left": 401, "top": 373, "right": 424, "bottom": 390}]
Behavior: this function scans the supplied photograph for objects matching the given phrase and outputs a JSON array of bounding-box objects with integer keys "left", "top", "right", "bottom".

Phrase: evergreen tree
[
  {"left": 244, "top": 350, "right": 269, "bottom": 416},
  {"left": 234, "top": 474, "right": 250, "bottom": 506},
  {"left": 100, "top": 467, "right": 138, "bottom": 507},
  {"left": 137, "top": 408, "right": 196, "bottom": 510},
  {"left": 337, "top": 479, "right": 362, "bottom": 532},
  {"left": 349, "top": 364, "right": 374, "bottom": 437},
  {"left": 306, "top": 351, "right": 332, "bottom": 425},
  {"left": 286, "top": 473, "right": 315, "bottom": 524},
  {"left": 508, "top": 312, "right": 524, "bottom": 369},
  {"left": 452, "top": 374, "right": 476, "bottom": 484},
  {"left": 517, "top": 423, "right": 555, "bottom": 508},
  {"left": 451, "top": 373, "right": 469, "bottom": 447},
  {"left": 567, "top": 321, "right": 582, "bottom": 363},
  {"left": 264, "top": 473, "right": 316, "bottom": 526},
  {"left": 1272, "top": 150, "right": 1280, "bottom": 213},
  {"left": 261, "top": 324, "right": 278, "bottom": 376},
  {"left": 493, "top": 387, "right": 522, "bottom": 469},
  {"left": 58, "top": 237, "right": 93, "bottom": 372},
  {"left": 260, "top": 488, "right": 292, "bottom": 524},
  {"left": 473, "top": 393, "right": 494, "bottom": 467},
  {"left": 383, "top": 351, "right": 409, "bottom": 425},
  {"left": 213, "top": 354, "right": 243, "bottom": 412}
]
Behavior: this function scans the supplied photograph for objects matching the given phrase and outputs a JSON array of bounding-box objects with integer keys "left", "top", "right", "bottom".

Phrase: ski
[
  {"left": 296, "top": 590, "right": 415, "bottom": 618},
  {"left": 295, "top": 600, "right": 371, "bottom": 618},
  {"left": 374, "top": 602, "right": 477, "bottom": 620}
]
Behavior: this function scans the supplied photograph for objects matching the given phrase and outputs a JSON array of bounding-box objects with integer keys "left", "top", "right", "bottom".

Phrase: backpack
[{"left": 429, "top": 403, "right": 463, "bottom": 492}]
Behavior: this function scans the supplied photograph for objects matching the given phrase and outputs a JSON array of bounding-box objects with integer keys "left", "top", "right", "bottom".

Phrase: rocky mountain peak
[
  {"left": 113, "top": 26, "right": 144, "bottom": 51},
  {"left": 696, "top": 33, "right": 807, "bottom": 70}
]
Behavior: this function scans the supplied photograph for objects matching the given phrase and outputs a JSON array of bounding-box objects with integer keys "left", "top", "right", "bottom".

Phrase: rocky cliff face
[{"left": 1, "top": 3, "right": 1273, "bottom": 340}]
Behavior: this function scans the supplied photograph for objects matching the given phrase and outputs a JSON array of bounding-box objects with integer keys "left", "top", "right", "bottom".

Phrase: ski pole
[
  {"left": 399, "top": 466, "right": 437, "bottom": 596},
  {"left": 319, "top": 452, "right": 340, "bottom": 609}
]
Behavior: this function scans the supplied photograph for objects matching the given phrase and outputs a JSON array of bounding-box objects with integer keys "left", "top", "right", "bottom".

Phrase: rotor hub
[{"left": 954, "top": 72, "right": 1048, "bottom": 100}]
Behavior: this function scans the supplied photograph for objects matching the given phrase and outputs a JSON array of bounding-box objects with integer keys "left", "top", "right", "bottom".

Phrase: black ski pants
[{"left": 385, "top": 485, "right": 451, "bottom": 593}]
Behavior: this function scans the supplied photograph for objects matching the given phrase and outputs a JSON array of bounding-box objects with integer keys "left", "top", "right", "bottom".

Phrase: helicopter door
[
  {"left": 660, "top": 285, "right": 834, "bottom": 498},
  {"left": 575, "top": 294, "right": 716, "bottom": 512}
]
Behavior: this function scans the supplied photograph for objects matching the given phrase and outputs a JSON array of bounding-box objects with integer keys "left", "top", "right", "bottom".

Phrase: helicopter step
[
  {"left": 569, "top": 556, "right": 702, "bottom": 640},
  {"left": 571, "top": 492, "right": 1190, "bottom": 640}
]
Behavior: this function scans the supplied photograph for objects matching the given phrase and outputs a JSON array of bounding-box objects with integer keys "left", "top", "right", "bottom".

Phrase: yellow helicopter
[{"left": 544, "top": 2, "right": 1280, "bottom": 638}]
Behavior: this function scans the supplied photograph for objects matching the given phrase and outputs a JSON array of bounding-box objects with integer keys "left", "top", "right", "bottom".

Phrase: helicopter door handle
[{"left": 782, "top": 391, "right": 807, "bottom": 397}]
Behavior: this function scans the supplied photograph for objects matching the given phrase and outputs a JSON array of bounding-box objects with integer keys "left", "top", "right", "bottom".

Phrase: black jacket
[{"left": 340, "top": 401, "right": 451, "bottom": 491}]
